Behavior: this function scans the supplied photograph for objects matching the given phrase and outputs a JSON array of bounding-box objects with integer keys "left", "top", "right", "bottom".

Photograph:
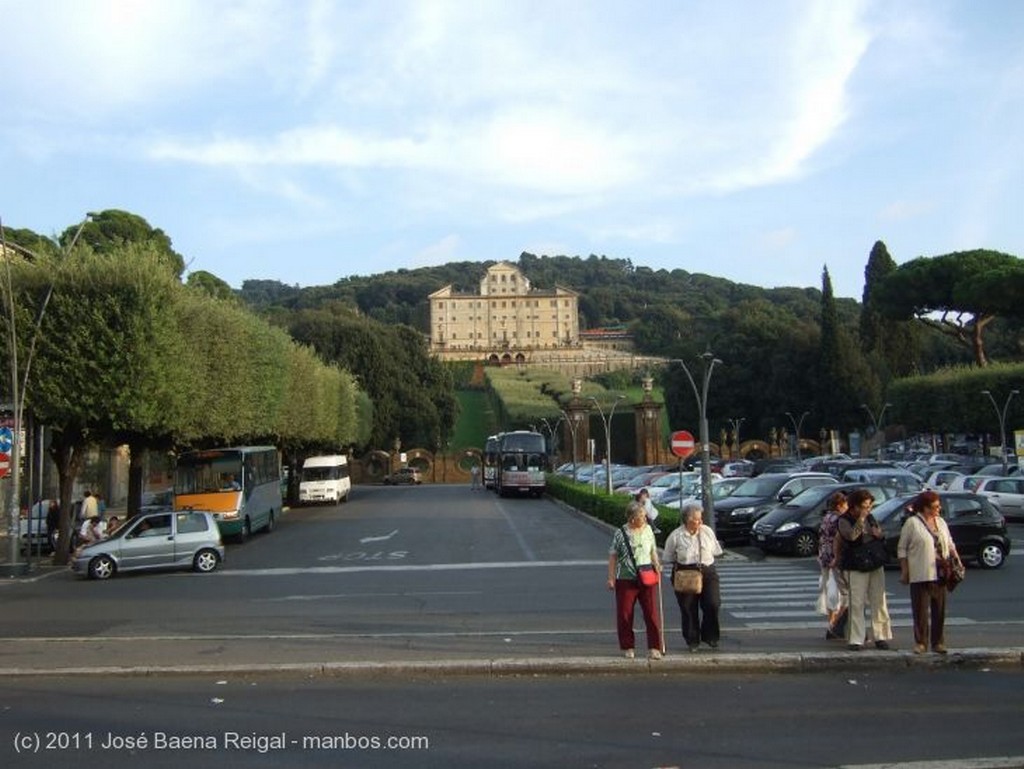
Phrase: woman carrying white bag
[{"left": 663, "top": 501, "right": 723, "bottom": 652}]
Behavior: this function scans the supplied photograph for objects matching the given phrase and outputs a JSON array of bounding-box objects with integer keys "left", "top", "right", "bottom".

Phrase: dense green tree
[
  {"left": 61, "top": 209, "right": 186, "bottom": 278},
  {"left": 187, "top": 270, "right": 237, "bottom": 302},
  {"left": 860, "top": 240, "right": 920, "bottom": 379},
  {"left": 873, "top": 249, "right": 1024, "bottom": 367}
]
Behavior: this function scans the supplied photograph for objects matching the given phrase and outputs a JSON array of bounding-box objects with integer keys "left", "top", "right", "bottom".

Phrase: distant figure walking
[
  {"left": 470, "top": 464, "right": 481, "bottom": 490},
  {"left": 80, "top": 490, "right": 99, "bottom": 520}
]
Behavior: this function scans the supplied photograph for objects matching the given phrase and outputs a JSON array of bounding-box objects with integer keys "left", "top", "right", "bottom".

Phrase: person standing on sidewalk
[
  {"left": 839, "top": 488, "right": 894, "bottom": 651},
  {"left": 80, "top": 490, "right": 99, "bottom": 520},
  {"left": 607, "top": 501, "right": 663, "bottom": 660},
  {"left": 663, "top": 501, "right": 723, "bottom": 652},
  {"left": 898, "top": 490, "right": 960, "bottom": 654},
  {"left": 817, "top": 491, "right": 849, "bottom": 640}
]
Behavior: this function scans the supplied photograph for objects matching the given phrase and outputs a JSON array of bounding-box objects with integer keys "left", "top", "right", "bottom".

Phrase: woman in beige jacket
[{"left": 898, "top": 490, "right": 961, "bottom": 654}]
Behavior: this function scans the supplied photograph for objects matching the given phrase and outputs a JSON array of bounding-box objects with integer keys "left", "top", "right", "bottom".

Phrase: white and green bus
[{"left": 173, "top": 446, "right": 283, "bottom": 541}]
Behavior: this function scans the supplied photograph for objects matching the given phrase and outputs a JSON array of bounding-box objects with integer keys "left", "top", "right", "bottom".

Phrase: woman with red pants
[{"left": 607, "top": 501, "right": 663, "bottom": 659}]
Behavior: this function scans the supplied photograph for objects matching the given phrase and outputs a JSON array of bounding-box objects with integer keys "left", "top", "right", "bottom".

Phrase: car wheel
[
  {"left": 977, "top": 542, "right": 1005, "bottom": 569},
  {"left": 793, "top": 531, "right": 817, "bottom": 558},
  {"left": 193, "top": 548, "right": 221, "bottom": 573},
  {"left": 88, "top": 555, "right": 116, "bottom": 580}
]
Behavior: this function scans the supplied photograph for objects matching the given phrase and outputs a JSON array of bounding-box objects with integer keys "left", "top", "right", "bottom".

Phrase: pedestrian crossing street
[{"left": 715, "top": 560, "right": 974, "bottom": 630}]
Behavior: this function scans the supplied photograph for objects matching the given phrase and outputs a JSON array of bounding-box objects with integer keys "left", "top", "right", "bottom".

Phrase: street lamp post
[
  {"left": 981, "top": 389, "right": 1020, "bottom": 474},
  {"left": 784, "top": 411, "right": 810, "bottom": 459},
  {"left": 588, "top": 395, "right": 626, "bottom": 495},
  {"left": 670, "top": 352, "right": 722, "bottom": 532},
  {"left": 1, "top": 212, "right": 95, "bottom": 576},
  {"left": 860, "top": 403, "right": 892, "bottom": 459},
  {"left": 539, "top": 416, "right": 564, "bottom": 462},
  {"left": 560, "top": 409, "right": 584, "bottom": 483}
]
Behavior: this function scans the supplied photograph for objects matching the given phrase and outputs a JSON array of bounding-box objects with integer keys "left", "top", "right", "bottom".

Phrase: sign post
[{"left": 670, "top": 430, "right": 696, "bottom": 505}]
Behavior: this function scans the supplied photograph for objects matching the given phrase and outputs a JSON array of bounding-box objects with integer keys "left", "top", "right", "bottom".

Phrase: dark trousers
[
  {"left": 614, "top": 579, "right": 662, "bottom": 651},
  {"left": 910, "top": 580, "right": 947, "bottom": 648},
  {"left": 674, "top": 566, "right": 721, "bottom": 646}
]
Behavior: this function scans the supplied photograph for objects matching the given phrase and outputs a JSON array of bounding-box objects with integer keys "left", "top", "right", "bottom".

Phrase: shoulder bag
[
  {"left": 672, "top": 530, "right": 703, "bottom": 594},
  {"left": 921, "top": 515, "right": 965, "bottom": 592},
  {"left": 622, "top": 526, "right": 659, "bottom": 587}
]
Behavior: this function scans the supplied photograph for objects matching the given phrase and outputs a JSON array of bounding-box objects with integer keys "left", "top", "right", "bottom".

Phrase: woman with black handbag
[
  {"left": 898, "top": 490, "right": 962, "bottom": 654},
  {"left": 838, "top": 488, "right": 894, "bottom": 651},
  {"left": 663, "top": 501, "right": 723, "bottom": 652}
]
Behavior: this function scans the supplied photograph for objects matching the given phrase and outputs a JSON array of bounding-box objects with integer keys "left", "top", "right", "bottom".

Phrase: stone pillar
[{"left": 633, "top": 376, "right": 663, "bottom": 466}]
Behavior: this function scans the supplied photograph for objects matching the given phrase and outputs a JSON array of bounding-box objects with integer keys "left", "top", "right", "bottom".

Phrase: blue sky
[{"left": 2, "top": 0, "right": 1021, "bottom": 299}]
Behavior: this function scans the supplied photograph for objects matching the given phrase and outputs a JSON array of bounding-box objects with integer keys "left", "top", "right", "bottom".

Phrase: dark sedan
[
  {"left": 713, "top": 472, "right": 838, "bottom": 544},
  {"left": 871, "top": 492, "right": 1011, "bottom": 569},
  {"left": 751, "top": 483, "right": 893, "bottom": 557}
]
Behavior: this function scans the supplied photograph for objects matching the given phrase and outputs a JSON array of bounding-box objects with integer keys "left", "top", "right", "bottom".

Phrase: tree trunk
[
  {"left": 48, "top": 429, "right": 87, "bottom": 566},
  {"left": 127, "top": 441, "right": 146, "bottom": 517}
]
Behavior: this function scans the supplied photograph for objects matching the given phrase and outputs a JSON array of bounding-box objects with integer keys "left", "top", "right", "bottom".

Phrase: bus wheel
[{"left": 236, "top": 518, "right": 251, "bottom": 543}]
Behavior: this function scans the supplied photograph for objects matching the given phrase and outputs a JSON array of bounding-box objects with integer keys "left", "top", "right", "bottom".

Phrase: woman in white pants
[{"left": 838, "top": 488, "right": 893, "bottom": 651}]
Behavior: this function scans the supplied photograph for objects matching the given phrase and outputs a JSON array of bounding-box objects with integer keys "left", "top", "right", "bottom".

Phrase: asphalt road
[
  {"left": 3, "top": 670, "right": 1024, "bottom": 769},
  {"left": 0, "top": 484, "right": 1021, "bottom": 669}
]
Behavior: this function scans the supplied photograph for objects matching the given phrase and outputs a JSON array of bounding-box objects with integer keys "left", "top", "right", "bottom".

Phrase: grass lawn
[{"left": 450, "top": 390, "right": 499, "bottom": 451}]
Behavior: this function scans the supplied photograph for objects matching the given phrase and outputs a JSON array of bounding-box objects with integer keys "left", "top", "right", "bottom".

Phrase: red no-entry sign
[{"left": 669, "top": 430, "right": 696, "bottom": 459}]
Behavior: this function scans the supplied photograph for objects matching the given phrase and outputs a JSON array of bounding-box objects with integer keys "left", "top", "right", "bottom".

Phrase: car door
[
  {"left": 118, "top": 513, "right": 175, "bottom": 571},
  {"left": 983, "top": 479, "right": 1024, "bottom": 519},
  {"left": 173, "top": 511, "right": 212, "bottom": 566}
]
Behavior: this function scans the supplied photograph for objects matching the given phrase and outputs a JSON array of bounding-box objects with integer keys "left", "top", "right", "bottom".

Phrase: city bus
[
  {"left": 173, "top": 446, "right": 283, "bottom": 541},
  {"left": 483, "top": 434, "right": 502, "bottom": 490},
  {"left": 495, "top": 430, "right": 548, "bottom": 497}
]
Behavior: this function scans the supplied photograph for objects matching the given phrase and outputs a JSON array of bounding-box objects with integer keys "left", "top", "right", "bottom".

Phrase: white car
[
  {"left": 922, "top": 470, "right": 965, "bottom": 491},
  {"left": 972, "top": 477, "right": 1024, "bottom": 520}
]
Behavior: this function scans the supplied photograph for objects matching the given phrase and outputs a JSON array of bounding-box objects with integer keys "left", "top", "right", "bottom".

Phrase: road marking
[
  {"left": 256, "top": 590, "right": 482, "bottom": 602},
  {"left": 359, "top": 529, "right": 399, "bottom": 544},
  {"left": 217, "top": 559, "right": 606, "bottom": 576}
]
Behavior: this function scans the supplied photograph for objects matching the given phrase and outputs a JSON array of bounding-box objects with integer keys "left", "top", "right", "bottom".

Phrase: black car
[
  {"left": 871, "top": 492, "right": 1011, "bottom": 569},
  {"left": 713, "top": 472, "right": 838, "bottom": 544},
  {"left": 751, "top": 483, "right": 893, "bottom": 557}
]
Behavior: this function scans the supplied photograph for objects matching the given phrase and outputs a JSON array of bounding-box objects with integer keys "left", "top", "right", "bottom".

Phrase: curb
[{"left": 1, "top": 648, "right": 1020, "bottom": 679}]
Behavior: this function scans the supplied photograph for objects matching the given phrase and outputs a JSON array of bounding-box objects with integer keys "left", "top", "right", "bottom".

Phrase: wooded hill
[{"left": 240, "top": 249, "right": 1023, "bottom": 443}]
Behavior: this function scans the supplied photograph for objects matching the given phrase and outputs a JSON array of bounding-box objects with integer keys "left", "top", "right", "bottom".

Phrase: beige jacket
[{"left": 897, "top": 514, "right": 955, "bottom": 583}]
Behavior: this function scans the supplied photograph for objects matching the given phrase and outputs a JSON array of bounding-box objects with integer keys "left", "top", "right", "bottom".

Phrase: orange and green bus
[{"left": 173, "top": 446, "right": 282, "bottom": 541}]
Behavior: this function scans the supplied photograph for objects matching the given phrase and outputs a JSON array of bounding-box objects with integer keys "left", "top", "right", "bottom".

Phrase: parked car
[
  {"left": 720, "top": 460, "right": 754, "bottom": 478},
  {"left": 971, "top": 477, "right": 1024, "bottom": 520},
  {"left": 871, "top": 492, "right": 1011, "bottom": 569},
  {"left": 921, "top": 470, "right": 965, "bottom": 491},
  {"left": 840, "top": 467, "right": 924, "bottom": 494},
  {"left": 713, "top": 472, "right": 839, "bottom": 544},
  {"left": 975, "top": 463, "right": 1022, "bottom": 477},
  {"left": 660, "top": 477, "right": 746, "bottom": 510},
  {"left": 72, "top": 510, "right": 224, "bottom": 580},
  {"left": 383, "top": 467, "right": 423, "bottom": 485},
  {"left": 750, "top": 483, "right": 893, "bottom": 557}
]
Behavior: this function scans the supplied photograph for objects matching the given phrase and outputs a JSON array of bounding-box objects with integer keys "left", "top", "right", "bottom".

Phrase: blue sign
[{"left": 0, "top": 427, "right": 12, "bottom": 454}]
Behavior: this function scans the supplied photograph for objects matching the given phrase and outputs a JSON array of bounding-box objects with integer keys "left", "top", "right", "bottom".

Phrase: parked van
[{"left": 299, "top": 455, "right": 351, "bottom": 504}]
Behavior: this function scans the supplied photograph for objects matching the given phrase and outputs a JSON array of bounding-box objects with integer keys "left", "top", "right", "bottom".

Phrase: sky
[{"left": 1, "top": 0, "right": 1022, "bottom": 300}]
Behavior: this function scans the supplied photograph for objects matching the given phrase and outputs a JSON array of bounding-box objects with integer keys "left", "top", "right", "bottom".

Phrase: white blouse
[{"left": 663, "top": 524, "right": 723, "bottom": 567}]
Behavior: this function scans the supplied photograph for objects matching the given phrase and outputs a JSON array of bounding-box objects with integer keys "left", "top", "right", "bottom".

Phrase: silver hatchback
[{"left": 72, "top": 510, "right": 224, "bottom": 580}]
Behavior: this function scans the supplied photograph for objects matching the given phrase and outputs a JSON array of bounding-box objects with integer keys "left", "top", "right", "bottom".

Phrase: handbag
[
  {"left": 672, "top": 530, "right": 704, "bottom": 594},
  {"left": 842, "top": 535, "right": 889, "bottom": 572},
  {"left": 673, "top": 567, "right": 703, "bottom": 594},
  {"left": 638, "top": 564, "right": 659, "bottom": 587},
  {"left": 940, "top": 557, "right": 966, "bottom": 592}
]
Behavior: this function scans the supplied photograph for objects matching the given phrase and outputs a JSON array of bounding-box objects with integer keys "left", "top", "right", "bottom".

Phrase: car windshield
[
  {"left": 869, "top": 495, "right": 914, "bottom": 524},
  {"left": 784, "top": 485, "right": 837, "bottom": 507},
  {"left": 731, "top": 476, "right": 787, "bottom": 496}
]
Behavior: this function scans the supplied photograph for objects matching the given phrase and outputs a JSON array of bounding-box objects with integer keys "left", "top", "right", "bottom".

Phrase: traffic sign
[
  {"left": 669, "top": 430, "right": 696, "bottom": 458},
  {"left": 0, "top": 451, "right": 9, "bottom": 479},
  {"left": 0, "top": 427, "right": 11, "bottom": 455}
]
